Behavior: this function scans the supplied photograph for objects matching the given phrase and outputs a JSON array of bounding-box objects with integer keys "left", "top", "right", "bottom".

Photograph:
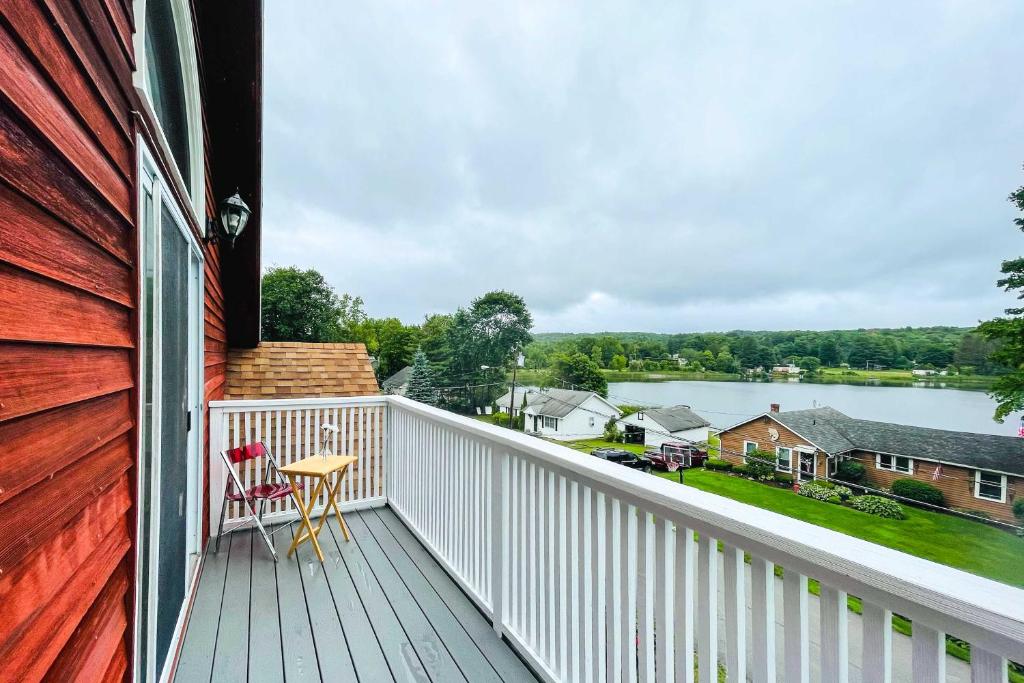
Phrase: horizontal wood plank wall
[
  {"left": 845, "top": 451, "right": 1020, "bottom": 522},
  {"left": 0, "top": 1, "right": 137, "bottom": 679}
]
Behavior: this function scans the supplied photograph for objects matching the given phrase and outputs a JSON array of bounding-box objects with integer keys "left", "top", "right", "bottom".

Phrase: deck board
[
  {"left": 271, "top": 526, "right": 320, "bottom": 682},
  {"left": 174, "top": 506, "right": 536, "bottom": 682}
]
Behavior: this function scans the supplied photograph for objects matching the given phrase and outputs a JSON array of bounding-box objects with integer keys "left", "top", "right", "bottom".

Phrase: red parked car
[{"left": 644, "top": 441, "right": 708, "bottom": 472}]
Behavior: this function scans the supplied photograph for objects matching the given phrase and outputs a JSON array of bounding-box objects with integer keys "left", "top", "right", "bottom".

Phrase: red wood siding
[{"left": 0, "top": 0, "right": 236, "bottom": 678}]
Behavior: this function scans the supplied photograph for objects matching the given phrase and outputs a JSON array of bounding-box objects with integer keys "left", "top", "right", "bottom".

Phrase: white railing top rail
[
  {"left": 387, "top": 395, "right": 1024, "bottom": 662},
  {"left": 210, "top": 396, "right": 388, "bottom": 410}
]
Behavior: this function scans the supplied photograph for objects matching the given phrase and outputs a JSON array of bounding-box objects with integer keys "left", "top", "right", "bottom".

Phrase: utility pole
[{"left": 509, "top": 351, "right": 525, "bottom": 429}]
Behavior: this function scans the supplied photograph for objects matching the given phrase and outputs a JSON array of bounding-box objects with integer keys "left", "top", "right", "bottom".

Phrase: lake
[{"left": 606, "top": 380, "right": 1024, "bottom": 437}]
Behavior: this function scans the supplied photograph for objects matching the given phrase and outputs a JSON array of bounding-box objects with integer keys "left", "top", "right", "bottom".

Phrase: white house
[
  {"left": 522, "top": 388, "right": 621, "bottom": 441},
  {"left": 619, "top": 405, "right": 712, "bottom": 448},
  {"left": 772, "top": 364, "right": 801, "bottom": 375}
]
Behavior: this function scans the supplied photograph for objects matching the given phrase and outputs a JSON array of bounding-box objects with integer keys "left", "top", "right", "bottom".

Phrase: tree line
[
  {"left": 525, "top": 326, "right": 1007, "bottom": 376},
  {"left": 260, "top": 266, "right": 532, "bottom": 409}
]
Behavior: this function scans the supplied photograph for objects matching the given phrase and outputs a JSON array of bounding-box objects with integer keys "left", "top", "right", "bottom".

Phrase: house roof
[
  {"left": 224, "top": 342, "right": 379, "bottom": 399},
  {"left": 525, "top": 388, "right": 621, "bottom": 419},
  {"left": 643, "top": 406, "right": 711, "bottom": 433},
  {"left": 732, "top": 406, "right": 1024, "bottom": 475},
  {"left": 381, "top": 366, "right": 412, "bottom": 391},
  {"left": 495, "top": 387, "right": 536, "bottom": 409}
]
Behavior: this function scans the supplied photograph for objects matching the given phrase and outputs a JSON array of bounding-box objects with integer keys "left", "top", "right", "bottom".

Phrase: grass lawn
[{"left": 656, "top": 468, "right": 1024, "bottom": 588}]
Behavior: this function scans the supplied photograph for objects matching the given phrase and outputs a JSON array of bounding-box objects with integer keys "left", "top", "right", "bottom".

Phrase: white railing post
[
  {"left": 490, "top": 449, "right": 509, "bottom": 636},
  {"left": 208, "top": 404, "right": 225, "bottom": 540}
]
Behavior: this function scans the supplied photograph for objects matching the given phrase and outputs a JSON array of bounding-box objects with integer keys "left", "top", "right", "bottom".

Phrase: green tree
[
  {"left": 609, "top": 354, "right": 628, "bottom": 371},
  {"left": 374, "top": 318, "right": 421, "bottom": 379},
  {"left": 799, "top": 355, "right": 821, "bottom": 373},
  {"left": 440, "top": 291, "right": 533, "bottom": 407},
  {"left": 261, "top": 266, "right": 343, "bottom": 342},
  {"left": 551, "top": 352, "right": 608, "bottom": 396},
  {"left": 978, "top": 166, "right": 1024, "bottom": 421},
  {"left": 954, "top": 332, "right": 999, "bottom": 374},
  {"left": 404, "top": 349, "right": 437, "bottom": 406}
]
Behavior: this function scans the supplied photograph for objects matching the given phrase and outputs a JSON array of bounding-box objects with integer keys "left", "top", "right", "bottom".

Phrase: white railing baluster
[
  {"left": 607, "top": 497, "right": 622, "bottom": 683},
  {"left": 723, "top": 544, "right": 747, "bottom": 683},
  {"left": 697, "top": 534, "right": 719, "bottom": 683},
  {"left": 569, "top": 481, "right": 581, "bottom": 682},
  {"left": 592, "top": 490, "right": 607, "bottom": 683},
  {"left": 861, "top": 602, "right": 892, "bottom": 683},
  {"left": 654, "top": 516, "right": 674, "bottom": 683},
  {"left": 970, "top": 647, "right": 1007, "bottom": 683},
  {"left": 580, "top": 486, "right": 594, "bottom": 683},
  {"left": 623, "top": 503, "right": 638, "bottom": 683},
  {"left": 820, "top": 584, "right": 849, "bottom": 683},
  {"left": 749, "top": 556, "right": 776, "bottom": 683},
  {"left": 784, "top": 570, "right": 810, "bottom": 683},
  {"left": 558, "top": 475, "right": 569, "bottom": 679},
  {"left": 547, "top": 469, "right": 558, "bottom": 664},
  {"left": 674, "top": 524, "right": 695, "bottom": 683},
  {"left": 638, "top": 511, "right": 655, "bottom": 682},
  {"left": 912, "top": 624, "right": 945, "bottom": 682}
]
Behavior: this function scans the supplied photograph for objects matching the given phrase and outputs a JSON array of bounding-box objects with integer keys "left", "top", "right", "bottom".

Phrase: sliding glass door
[{"left": 137, "top": 142, "right": 205, "bottom": 682}]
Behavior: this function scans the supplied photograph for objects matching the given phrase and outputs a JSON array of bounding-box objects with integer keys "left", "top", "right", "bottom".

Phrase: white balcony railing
[{"left": 210, "top": 395, "right": 1024, "bottom": 683}]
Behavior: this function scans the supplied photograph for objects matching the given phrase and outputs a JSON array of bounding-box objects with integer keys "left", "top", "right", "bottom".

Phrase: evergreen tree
[{"left": 405, "top": 349, "right": 438, "bottom": 406}]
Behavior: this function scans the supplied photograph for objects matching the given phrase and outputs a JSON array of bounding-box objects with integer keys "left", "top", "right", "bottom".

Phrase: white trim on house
[
  {"left": 133, "top": 0, "right": 206, "bottom": 224},
  {"left": 775, "top": 445, "right": 793, "bottom": 472},
  {"left": 742, "top": 440, "right": 758, "bottom": 463},
  {"left": 875, "top": 453, "right": 913, "bottom": 475},
  {"left": 974, "top": 470, "right": 1007, "bottom": 503},
  {"left": 723, "top": 412, "right": 830, "bottom": 454}
]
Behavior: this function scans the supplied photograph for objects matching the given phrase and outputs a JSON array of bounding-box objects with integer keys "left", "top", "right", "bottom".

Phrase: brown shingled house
[{"left": 224, "top": 341, "right": 380, "bottom": 399}]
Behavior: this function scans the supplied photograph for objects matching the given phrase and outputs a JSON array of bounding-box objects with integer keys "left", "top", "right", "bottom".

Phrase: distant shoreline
[{"left": 511, "top": 368, "right": 999, "bottom": 392}]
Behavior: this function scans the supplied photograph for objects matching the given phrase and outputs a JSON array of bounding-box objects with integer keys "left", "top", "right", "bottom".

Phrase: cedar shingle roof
[{"left": 224, "top": 342, "right": 380, "bottom": 399}]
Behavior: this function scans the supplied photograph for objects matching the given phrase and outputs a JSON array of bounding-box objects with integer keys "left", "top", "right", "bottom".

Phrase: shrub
[
  {"left": 1013, "top": 499, "right": 1024, "bottom": 523},
  {"left": 774, "top": 472, "right": 794, "bottom": 485},
  {"left": 732, "top": 464, "right": 750, "bottom": 477},
  {"left": 890, "top": 479, "right": 945, "bottom": 507},
  {"left": 852, "top": 495, "right": 905, "bottom": 519},
  {"left": 798, "top": 481, "right": 848, "bottom": 504},
  {"left": 814, "top": 480, "right": 853, "bottom": 500},
  {"left": 834, "top": 460, "right": 866, "bottom": 485},
  {"left": 704, "top": 458, "right": 733, "bottom": 471},
  {"left": 743, "top": 451, "right": 777, "bottom": 480}
]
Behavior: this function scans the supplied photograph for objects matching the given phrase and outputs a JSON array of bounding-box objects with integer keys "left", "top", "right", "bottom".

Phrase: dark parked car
[{"left": 591, "top": 447, "right": 651, "bottom": 472}]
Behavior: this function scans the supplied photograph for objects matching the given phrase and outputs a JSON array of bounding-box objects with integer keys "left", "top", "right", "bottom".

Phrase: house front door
[{"left": 798, "top": 452, "right": 817, "bottom": 481}]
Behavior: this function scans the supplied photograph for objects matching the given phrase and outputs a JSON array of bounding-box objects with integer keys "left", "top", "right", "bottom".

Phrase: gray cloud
[{"left": 263, "top": 0, "right": 1024, "bottom": 332}]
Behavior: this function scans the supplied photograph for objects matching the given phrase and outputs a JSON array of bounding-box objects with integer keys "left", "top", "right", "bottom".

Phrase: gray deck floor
[{"left": 175, "top": 507, "right": 537, "bottom": 682}]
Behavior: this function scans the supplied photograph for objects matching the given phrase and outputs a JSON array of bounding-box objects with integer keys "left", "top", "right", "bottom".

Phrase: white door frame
[{"left": 134, "top": 137, "right": 206, "bottom": 683}]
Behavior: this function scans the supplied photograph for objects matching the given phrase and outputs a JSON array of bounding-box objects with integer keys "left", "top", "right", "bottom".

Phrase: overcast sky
[{"left": 262, "top": 1, "right": 1024, "bottom": 333}]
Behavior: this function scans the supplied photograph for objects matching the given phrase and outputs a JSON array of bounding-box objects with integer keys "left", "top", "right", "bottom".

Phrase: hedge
[
  {"left": 890, "top": 478, "right": 945, "bottom": 507},
  {"left": 704, "top": 458, "right": 733, "bottom": 471},
  {"left": 852, "top": 495, "right": 905, "bottom": 519}
]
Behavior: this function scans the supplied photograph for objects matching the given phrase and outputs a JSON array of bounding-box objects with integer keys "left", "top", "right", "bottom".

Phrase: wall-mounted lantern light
[{"left": 205, "top": 190, "right": 251, "bottom": 249}]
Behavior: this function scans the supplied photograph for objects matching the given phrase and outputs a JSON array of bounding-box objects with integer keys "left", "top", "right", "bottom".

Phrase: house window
[
  {"left": 543, "top": 416, "right": 558, "bottom": 430},
  {"left": 775, "top": 446, "right": 792, "bottom": 472},
  {"left": 875, "top": 453, "right": 912, "bottom": 474},
  {"left": 974, "top": 471, "right": 1006, "bottom": 503},
  {"left": 637, "top": 412, "right": 644, "bottom": 420},
  {"left": 140, "top": 0, "right": 204, "bottom": 219},
  {"left": 743, "top": 440, "right": 758, "bottom": 463}
]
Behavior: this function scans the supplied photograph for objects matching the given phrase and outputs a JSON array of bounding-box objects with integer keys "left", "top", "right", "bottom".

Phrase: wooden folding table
[{"left": 278, "top": 454, "right": 357, "bottom": 562}]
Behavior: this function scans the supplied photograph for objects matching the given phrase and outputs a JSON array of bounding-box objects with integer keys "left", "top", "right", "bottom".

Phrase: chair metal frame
[{"left": 215, "top": 441, "right": 296, "bottom": 560}]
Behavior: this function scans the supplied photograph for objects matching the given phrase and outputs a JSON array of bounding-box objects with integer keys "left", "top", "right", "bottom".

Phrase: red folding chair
[{"left": 216, "top": 441, "right": 301, "bottom": 560}]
